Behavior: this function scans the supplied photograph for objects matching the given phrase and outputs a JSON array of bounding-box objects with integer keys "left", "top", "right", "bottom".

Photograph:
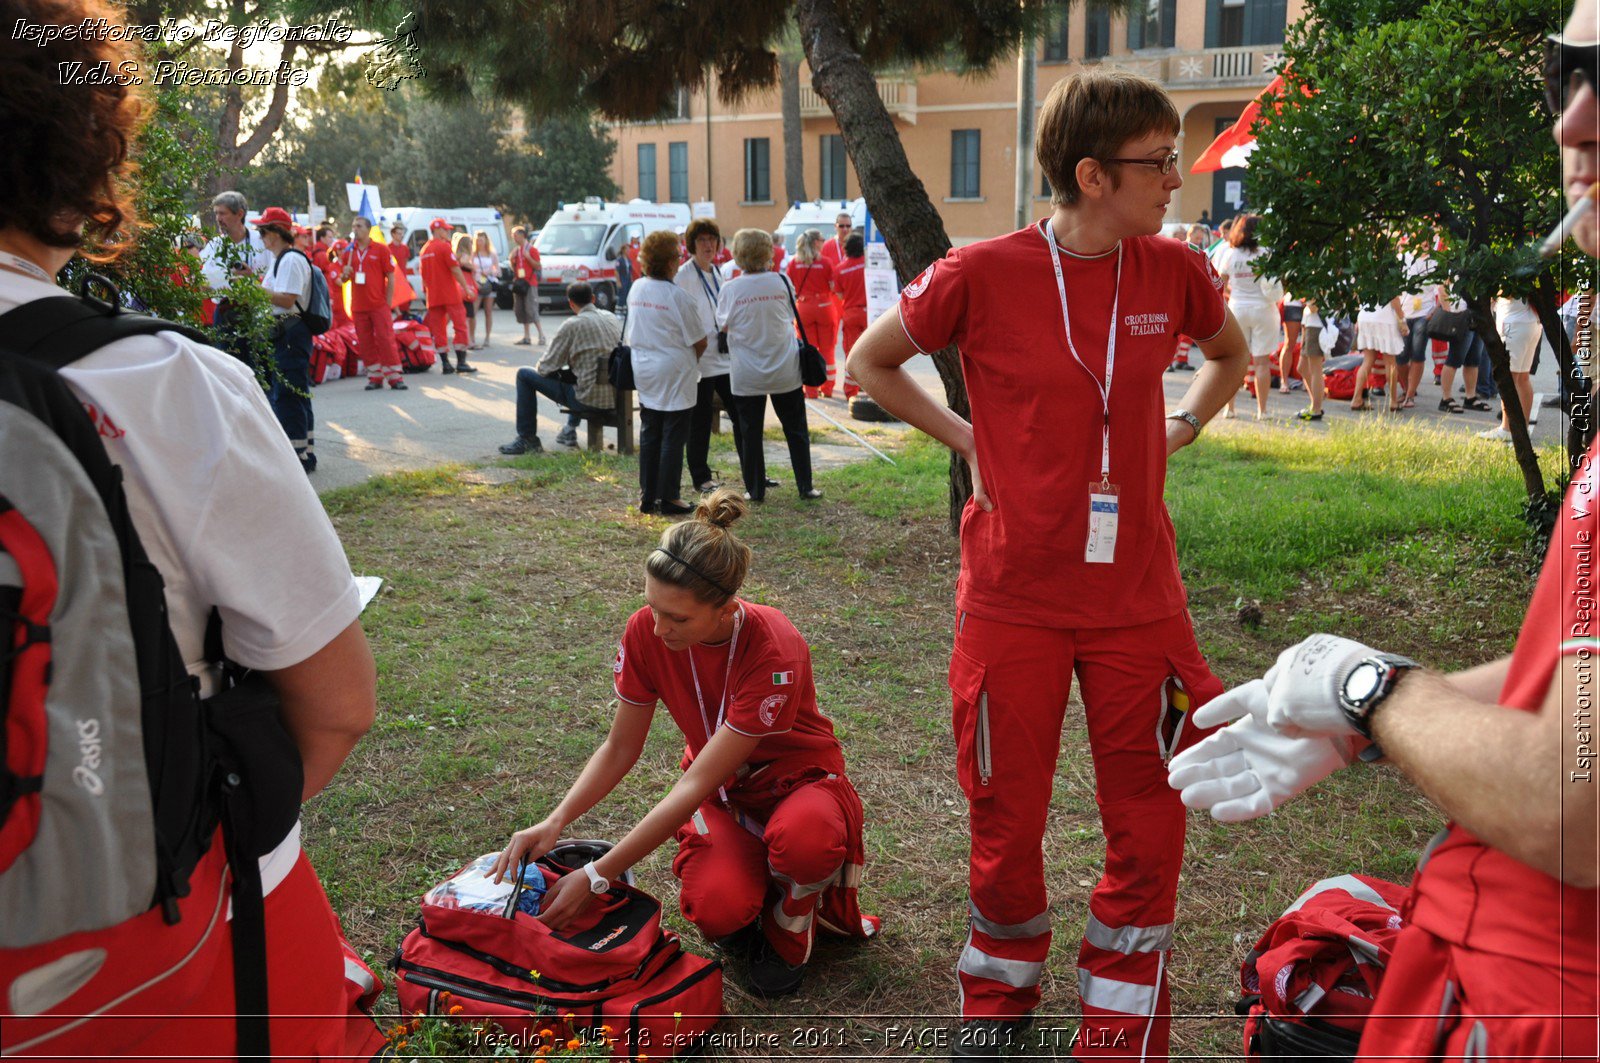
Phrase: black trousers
[
  {"left": 687, "top": 373, "right": 744, "bottom": 486},
  {"left": 639, "top": 405, "right": 693, "bottom": 506},
  {"left": 733, "top": 388, "right": 812, "bottom": 500}
]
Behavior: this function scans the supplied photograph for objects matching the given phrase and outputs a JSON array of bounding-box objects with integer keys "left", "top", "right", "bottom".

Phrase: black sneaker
[
  {"left": 364, "top": 381, "right": 383, "bottom": 390},
  {"left": 951, "top": 1017, "right": 1033, "bottom": 1059},
  {"left": 389, "top": 380, "right": 408, "bottom": 390},
  {"left": 744, "top": 936, "right": 806, "bottom": 999},
  {"left": 712, "top": 922, "right": 762, "bottom": 963},
  {"left": 498, "top": 436, "right": 542, "bottom": 455}
]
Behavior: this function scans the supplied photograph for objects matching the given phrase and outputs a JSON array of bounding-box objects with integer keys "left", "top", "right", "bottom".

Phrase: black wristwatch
[{"left": 1338, "top": 653, "right": 1418, "bottom": 739}]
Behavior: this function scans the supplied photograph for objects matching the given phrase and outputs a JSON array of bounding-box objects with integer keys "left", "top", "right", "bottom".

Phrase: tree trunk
[
  {"left": 1467, "top": 293, "right": 1546, "bottom": 504},
  {"left": 779, "top": 54, "right": 808, "bottom": 206},
  {"left": 1528, "top": 272, "right": 1592, "bottom": 471},
  {"left": 794, "top": 0, "right": 974, "bottom": 531}
]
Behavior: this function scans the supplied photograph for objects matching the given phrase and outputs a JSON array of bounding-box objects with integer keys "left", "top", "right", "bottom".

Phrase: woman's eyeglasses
[
  {"left": 1098, "top": 151, "right": 1181, "bottom": 175},
  {"left": 1546, "top": 36, "right": 1599, "bottom": 116}
]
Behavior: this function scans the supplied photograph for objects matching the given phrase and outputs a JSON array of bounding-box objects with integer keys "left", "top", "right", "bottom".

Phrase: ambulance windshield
[{"left": 536, "top": 224, "right": 609, "bottom": 256}]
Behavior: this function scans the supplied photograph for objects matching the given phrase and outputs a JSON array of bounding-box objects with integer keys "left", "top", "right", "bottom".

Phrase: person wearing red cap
[
  {"left": 256, "top": 206, "right": 321, "bottom": 473},
  {"left": 420, "top": 218, "right": 473, "bottom": 375},
  {"left": 848, "top": 68, "right": 1249, "bottom": 1059},
  {"left": 342, "top": 215, "right": 404, "bottom": 391}
]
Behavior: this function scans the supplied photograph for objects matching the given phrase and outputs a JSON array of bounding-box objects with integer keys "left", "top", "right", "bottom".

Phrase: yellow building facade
[{"left": 607, "top": 0, "right": 1305, "bottom": 245}]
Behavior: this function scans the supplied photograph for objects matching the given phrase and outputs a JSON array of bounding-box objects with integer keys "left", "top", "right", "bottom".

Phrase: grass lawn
[{"left": 313, "top": 420, "right": 1557, "bottom": 1059}]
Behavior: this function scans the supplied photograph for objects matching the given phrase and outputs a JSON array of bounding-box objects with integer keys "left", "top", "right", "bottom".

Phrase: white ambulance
[
  {"left": 773, "top": 197, "right": 867, "bottom": 257},
  {"left": 533, "top": 198, "right": 692, "bottom": 312},
  {"left": 379, "top": 207, "right": 513, "bottom": 309}
]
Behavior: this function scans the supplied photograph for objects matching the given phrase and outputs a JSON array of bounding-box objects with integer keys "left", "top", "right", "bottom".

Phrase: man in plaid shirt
[{"left": 499, "top": 282, "right": 622, "bottom": 454}]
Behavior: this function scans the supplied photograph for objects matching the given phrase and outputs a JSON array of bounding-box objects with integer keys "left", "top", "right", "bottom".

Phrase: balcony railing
[
  {"left": 1097, "top": 45, "right": 1280, "bottom": 87},
  {"left": 800, "top": 78, "right": 918, "bottom": 123}
]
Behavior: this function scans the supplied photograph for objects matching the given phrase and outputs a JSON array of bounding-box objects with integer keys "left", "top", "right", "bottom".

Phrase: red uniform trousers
[
  {"left": 353, "top": 308, "right": 402, "bottom": 386},
  {"left": 796, "top": 299, "right": 840, "bottom": 398},
  {"left": 673, "top": 774, "right": 858, "bottom": 967},
  {"left": 839, "top": 306, "right": 868, "bottom": 398},
  {"left": 425, "top": 301, "right": 470, "bottom": 353},
  {"left": 1357, "top": 923, "right": 1598, "bottom": 1061},
  {"left": 950, "top": 610, "right": 1222, "bottom": 1059},
  {"left": 3, "top": 846, "right": 386, "bottom": 1061}
]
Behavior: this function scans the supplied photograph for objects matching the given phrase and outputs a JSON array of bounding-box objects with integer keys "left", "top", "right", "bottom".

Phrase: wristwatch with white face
[
  {"left": 1338, "top": 653, "right": 1418, "bottom": 738},
  {"left": 582, "top": 861, "right": 610, "bottom": 895}
]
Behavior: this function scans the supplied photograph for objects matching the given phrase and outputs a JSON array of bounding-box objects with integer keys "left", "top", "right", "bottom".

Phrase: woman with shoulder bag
[
  {"left": 717, "top": 228, "right": 821, "bottom": 503},
  {"left": 471, "top": 230, "right": 500, "bottom": 349},
  {"left": 510, "top": 226, "right": 546, "bottom": 346},
  {"left": 625, "top": 229, "right": 707, "bottom": 515},
  {"left": 785, "top": 230, "right": 838, "bottom": 399},
  {"left": 453, "top": 234, "right": 481, "bottom": 362}
]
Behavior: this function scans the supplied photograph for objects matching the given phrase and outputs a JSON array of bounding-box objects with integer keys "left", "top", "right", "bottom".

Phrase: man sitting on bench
[{"left": 500, "top": 281, "right": 622, "bottom": 454}]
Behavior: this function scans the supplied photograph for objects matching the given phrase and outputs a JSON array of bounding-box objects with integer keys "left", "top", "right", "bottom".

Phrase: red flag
[{"left": 1192, "top": 75, "right": 1285, "bottom": 173}]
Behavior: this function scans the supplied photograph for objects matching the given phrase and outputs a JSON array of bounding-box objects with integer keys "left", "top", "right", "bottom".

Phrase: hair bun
[{"left": 696, "top": 487, "right": 747, "bottom": 529}]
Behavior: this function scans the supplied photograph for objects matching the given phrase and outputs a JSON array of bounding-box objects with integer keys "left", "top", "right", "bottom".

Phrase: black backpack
[
  {"left": 273, "top": 247, "right": 333, "bottom": 335},
  {"left": 0, "top": 280, "right": 303, "bottom": 1058}
]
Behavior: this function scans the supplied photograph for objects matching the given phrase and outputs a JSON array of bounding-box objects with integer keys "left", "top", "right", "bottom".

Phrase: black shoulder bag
[{"left": 784, "top": 272, "right": 829, "bottom": 389}]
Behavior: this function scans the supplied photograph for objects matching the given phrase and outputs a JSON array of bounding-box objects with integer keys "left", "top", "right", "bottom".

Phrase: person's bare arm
[
  {"left": 1373, "top": 659, "right": 1597, "bottom": 886},
  {"left": 260, "top": 619, "right": 376, "bottom": 800},
  {"left": 846, "top": 307, "right": 991, "bottom": 509},
  {"left": 1442, "top": 656, "right": 1513, "bottom": 703},
  {"left": 1167, "top": 310, "right": 1250, "bottom": 455}
]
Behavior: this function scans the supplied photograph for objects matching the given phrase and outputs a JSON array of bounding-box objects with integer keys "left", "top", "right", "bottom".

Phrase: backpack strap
[{"left": 0, "top": 289, "right": 210, "bottom": 369}]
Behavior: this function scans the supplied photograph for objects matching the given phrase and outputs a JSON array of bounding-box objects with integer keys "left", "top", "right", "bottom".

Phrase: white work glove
[
  {"left": 1167, "top": 679, "right": 1360, "bottom": 822},
  {"left": 1255, "top": 633, "right": 1382, "bottom": 737}
]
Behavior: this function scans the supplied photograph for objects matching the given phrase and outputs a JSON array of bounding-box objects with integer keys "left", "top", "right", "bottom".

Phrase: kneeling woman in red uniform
[{"left": 495, "top": 489, "right": 876, "bottom": 997}]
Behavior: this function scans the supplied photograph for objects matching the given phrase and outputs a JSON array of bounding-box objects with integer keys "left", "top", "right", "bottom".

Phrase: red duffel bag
[
  {"left": 1238, "top": 873, "right": 1409, "bottom": 1062},
  {"left": 310, "top": 333, "right": 343, "bottom": 384},
  {"left": 392, "top": 841, "right": 721, "bottom": 1060},
  {"left": 393, "top": 319, "right": 437, "bottom": 372}
]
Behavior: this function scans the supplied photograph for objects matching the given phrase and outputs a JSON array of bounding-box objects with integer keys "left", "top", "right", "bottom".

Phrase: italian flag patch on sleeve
[{"left": 772, "top": 670, "right": 794, "bottom": 686}]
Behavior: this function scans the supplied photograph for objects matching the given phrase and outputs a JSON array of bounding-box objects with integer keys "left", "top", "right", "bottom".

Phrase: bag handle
[{"left": 782, "top": 275, "right": 811, "bottom": 348}]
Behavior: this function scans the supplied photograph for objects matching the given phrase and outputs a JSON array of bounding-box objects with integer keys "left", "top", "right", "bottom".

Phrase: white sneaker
[{"left": 1477, "top": 426, "right": 1513, "bottom": 441}]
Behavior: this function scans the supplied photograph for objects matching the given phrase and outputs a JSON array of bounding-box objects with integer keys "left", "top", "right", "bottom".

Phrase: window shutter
[{"left": 1204, "top": 0, "right": 1221, "bottom": 48}]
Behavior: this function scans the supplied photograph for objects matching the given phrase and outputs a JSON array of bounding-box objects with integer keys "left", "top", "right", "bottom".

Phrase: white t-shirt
[
  {"left": 1214, "top": 245, "right": 1271, "bottom": 307},
  {"left": 263, "top": 249, "right": 313, "bottom": 317},
  {"left": 1402, "top": 254, "right": 1440, "bottom": 319},
  {"left": 199, "top": 230, "right": 272, "bottom": 291},
  {"left": 675, "top": 262, "right": 729, "bottom": 376},
  {"left": 624, "top": 277, "right": 703, "bottom": 411},
  {"left": 1, "top": 268, "right": 362, "bottom": 896},
  {"left": 716, "top": 272, "right": 802, "bottom": 397}
]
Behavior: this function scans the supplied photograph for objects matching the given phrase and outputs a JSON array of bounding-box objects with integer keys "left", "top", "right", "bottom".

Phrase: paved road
[{"left": 308, "top": 315, "right": 1567, "bottom": 494}]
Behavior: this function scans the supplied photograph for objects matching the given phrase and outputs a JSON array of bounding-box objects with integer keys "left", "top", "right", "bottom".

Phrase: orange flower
[
  {"left": 599, "top": 1024, "right": 614, "bottom": 1035},
  {"left": 449, "top": 1004, "right": 464, "bottom": 1015},
  {"left": 566, "top": 1038, "right": 582, "bottom": 1050}
]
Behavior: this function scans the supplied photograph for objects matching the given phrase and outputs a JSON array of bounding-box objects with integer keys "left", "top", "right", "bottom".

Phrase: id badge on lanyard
[
  {"left": 354, "top": 247, "right": 366, "bottom": 286},
  {"left": 1039, "top": 221, "right": 1124, "bottom": 564}
]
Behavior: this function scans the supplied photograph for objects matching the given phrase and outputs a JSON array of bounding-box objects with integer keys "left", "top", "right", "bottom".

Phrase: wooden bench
[{"left": 561, "top": 386, "right": 635, "bottom": 455}]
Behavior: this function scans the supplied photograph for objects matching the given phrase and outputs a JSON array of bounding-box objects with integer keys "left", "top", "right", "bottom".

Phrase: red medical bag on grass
[
  {"left": 1321, "top": 354, "right": 1390, "bottom": 401},
  {"left": 392, "top": 841, "right": 722, "bottom": 1060},
  {"left": 1238, "top": 873, "right": 1410, "bottom": 1062}
]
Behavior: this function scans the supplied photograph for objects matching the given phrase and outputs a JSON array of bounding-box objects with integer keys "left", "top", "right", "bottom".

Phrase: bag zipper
[
  {"left": 977, "top": 691, "right": 992, "bottom": 787},
  {"left": 398, "top": 957, "right": 608, "bottom": 1017},
  {"left": 413, "top": 922, "right": 680, "bottom": 995},
  {"left": 625, "top": 958, "right": 723, "bottom": 1053}
]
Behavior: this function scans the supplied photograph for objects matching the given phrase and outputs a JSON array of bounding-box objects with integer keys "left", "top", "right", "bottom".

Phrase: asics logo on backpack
[{"left": 72, "top": 717, "right": 105, "bottom": 795}]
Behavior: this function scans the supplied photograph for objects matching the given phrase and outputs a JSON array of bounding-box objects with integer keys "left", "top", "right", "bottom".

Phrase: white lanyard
[
  {"left": 1038, "top": 220, "right": 1122, "bottom": 485},
  {"left": 0, "top": 250, "right": 55, "bottom": 285},
  {"left": 687, "top": 606, "right": 743, "bottom": 807},
  {"left": 354, "top": 244, "right": 373, "bottom": 271},
  {"left": 693, "top": 263, "right": 720, "bottom": 309}
]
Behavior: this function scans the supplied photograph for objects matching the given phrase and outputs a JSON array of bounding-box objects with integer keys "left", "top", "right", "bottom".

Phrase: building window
[
  {"left": 1127, "top": 0, "right": 1177, "bottom": 49},
  {"left": 820, "top": 134, "right": 847, "bottom": 199},
  {"left": 1042, "top": 6, "right": 1069, "bottom": 61},
  {"left": 951, "top": 130, "right": 981, "bottom": 199},
  {"left": 1084, "top": 7, "right": 1111, "bottom": 58},
  {"left": 637, "top": 144, "right": 657, "bottom": 202},
  {"left": 1040, "top": 167, "right": 1052, "bottom": 198},
  {"left": 1207, "top": 0, "right": 1286, "bottom": 47},
  {"left": 743, "top": 137, "right": 771, "bottom": 202},
  {"left": 668, "top": 142, "right": 689, "bottom": 203},
  {"left": 670, "top": 86, "right": 691, "bottom": 121}
]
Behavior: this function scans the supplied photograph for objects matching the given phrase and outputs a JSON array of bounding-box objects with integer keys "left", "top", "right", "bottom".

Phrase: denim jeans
[{"left": 515, "top": 367, "right": 602, "bottom": 440}]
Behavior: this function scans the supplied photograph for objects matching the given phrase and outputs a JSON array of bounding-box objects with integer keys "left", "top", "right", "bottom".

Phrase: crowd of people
[
  {"left": 1169, "top": 212, "right": 1583, "bottom": 436},
  {"left": 3, "top": 0, "right": 1597, "bottom": 1061}
]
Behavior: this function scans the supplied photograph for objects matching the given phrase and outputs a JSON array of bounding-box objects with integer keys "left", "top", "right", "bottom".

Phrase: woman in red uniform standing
[
  {"left": 494, "top": 489, "right": 876, "bottom": 997},
  {"left": 785, "top": 229, "right": 839, "bottom": 398},
  {"left": 834, "top": 233, "right": 868, "bottom": 401}
]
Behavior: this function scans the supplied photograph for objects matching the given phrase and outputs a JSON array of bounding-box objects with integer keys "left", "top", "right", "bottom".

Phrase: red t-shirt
[
  {"left": 834, "top": 256, "right": 866, "bottom": 311},
  {"left": 419, "top": 237, "right": 460, "bottom": 309},
  {"left": 612, "top": 602, "right": 846, "bottom": 789},
  {"left": 785, "top": 259, "right": 834, "bottom": 305},
  {"left": 345, "top": 241, "right": 394, "bottom": 313},
  {"left": 511, "top": 245, "right": 541, "bottom": 282},
  {"left": 1409, "top": 439, "right": 1600, "bottom": 972},
  {"left": 898, "top": 225, "right": 1227, "bottom": 629},
  {"left": 820, "top": 236, "right": 847, "bottom": 268},
  {"left": 771, "top": 245, "right": 786, "bottom": 272},
  {"left": 390, "top": 243, "right": 411, "bottom": 270}
]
